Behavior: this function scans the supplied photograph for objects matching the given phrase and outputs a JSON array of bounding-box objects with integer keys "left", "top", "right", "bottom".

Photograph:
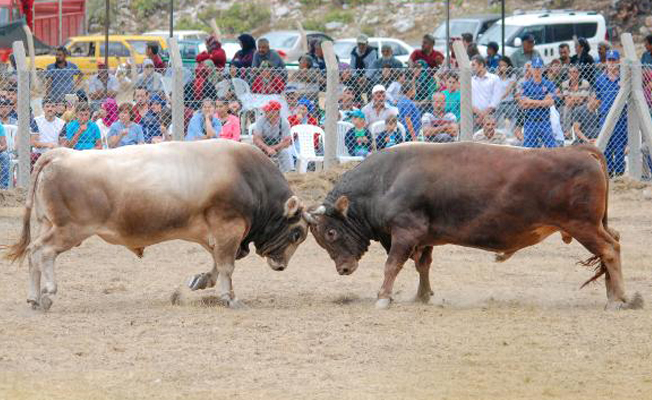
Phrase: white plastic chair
[
  {"left": 336, "top": 121, "right": 364, "bottom": 163},
  {"left": 3, "top": 124, "right": 19, "bottom": 188},
  {"left": 369, "top": 120, "right": 406, "bottom": 148},
  {"left": 291, "top": 124, "right": 324, "bottom": 174}
]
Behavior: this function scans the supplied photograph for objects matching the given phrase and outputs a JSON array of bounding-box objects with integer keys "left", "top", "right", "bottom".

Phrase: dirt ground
[{"left": 1, "top": 179, "right": 652, "bottom": 400}]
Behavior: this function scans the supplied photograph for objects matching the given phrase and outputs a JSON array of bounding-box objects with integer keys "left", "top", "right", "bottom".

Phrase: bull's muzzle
[
  {"left": 336, "top": 260, "right": 359, "bottom": 276},
  {"left": 267, "top": 257, "right": 287, "bottom": 271}
]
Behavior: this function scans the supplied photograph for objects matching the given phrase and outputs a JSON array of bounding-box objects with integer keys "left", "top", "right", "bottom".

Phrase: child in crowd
[
  {"left": 344, "top": 110, "right": 373, "bottom": 157},
  {"left": 386, "top": 71, "right": 406, "bottom": 106},
  {"left": 375, "top": 115, "right": 404, "bottom": 150}
]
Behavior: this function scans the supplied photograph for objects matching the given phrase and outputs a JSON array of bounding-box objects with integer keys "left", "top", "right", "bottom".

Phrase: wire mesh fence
[{"left": 2, "top": 43, "right": 651, "bottom": 185}]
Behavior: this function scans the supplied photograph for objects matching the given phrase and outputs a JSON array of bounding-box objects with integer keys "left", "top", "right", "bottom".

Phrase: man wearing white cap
[
  {"left": 361, "top": 84, "right": 398, "bottom": 127},
  {"left": 133, "top": 59, "right": 164, "bottom": 94}
]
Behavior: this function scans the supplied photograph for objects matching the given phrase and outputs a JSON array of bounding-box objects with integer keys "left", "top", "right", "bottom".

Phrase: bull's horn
[
  {"left": 302, "top": 211, "right": 317, "bottom": 225},
  {"left": 312, "top": 205, "right": 326, "bottom": 215}
]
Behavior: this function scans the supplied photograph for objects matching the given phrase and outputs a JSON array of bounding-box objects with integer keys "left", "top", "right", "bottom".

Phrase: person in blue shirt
[
  {"left": 594, "top": 50, "right": 627, "bottom": 177},
  {"left": 0, "top": 123, "right": 10, "bottom": 188},
  {"left": 641, "top": 34, "right": 652, "bottom": 66},
  {"left": 375, "top": 115, "right": 404, "bottom": 150},
  {"left": 46, "top": 47, "right": 83, "bottom": 102},
  {"left": 108, "top": 103, "right": 145, "bottom": 148},
  {"left": 486, "top": 42, "right": 501, "bottom": 72},
  {"left": 396, "top": 83, "right": 421, "bottom": 141},
  {"left": 518, "top": 58, "right": 558, "bottom": 148},
  {"left": 141, "top": 94, "right": 166, "bottom": 143},
  {"left": 65, "top": 103, "right": 101, "bottom": 150},
  {"left": 185, "top": 98, "right": 221, "bottom": 141}
]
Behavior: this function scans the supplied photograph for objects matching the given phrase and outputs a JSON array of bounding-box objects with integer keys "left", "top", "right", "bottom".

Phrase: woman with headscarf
[
  {"left": 196, "top": 34, "right": 226, "bottom": 69},
  {"left": 570, "top": 37, "right": 596, "bottom": 85},
  {"left": 231, "top": 33, "right": 257, "bottom": 69}
]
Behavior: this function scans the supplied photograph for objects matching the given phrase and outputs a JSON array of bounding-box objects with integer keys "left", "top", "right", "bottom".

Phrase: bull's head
[
  {"left": 263, "top": 196, "right": 310, "bottom": 271},
  {"left": 304, "top": 196, "right": 365, "bottom": 276}
]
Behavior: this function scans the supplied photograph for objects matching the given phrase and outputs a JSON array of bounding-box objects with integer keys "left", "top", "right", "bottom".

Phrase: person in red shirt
[
  {"left": 409, "top": 34, "right": 444, "bottom": 69},
  {"left": 251, "top": 61, "right": 285, "bottom": 94},
  {"left": 132, "top": 87, "right": 149, "bottom": 124},
  {"left": 146, "top": 42, "right": 166, "bottom": 71},
  {"left": 196, "top": 34, "right": 227, "bottom": 69}
]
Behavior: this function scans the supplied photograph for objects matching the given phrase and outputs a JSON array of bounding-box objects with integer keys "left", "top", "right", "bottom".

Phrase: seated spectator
[
  {"left": 288, "top": 98, "right": 318, "bottom": 126},
  {"left": 192, "top": 61, "right": 219, "bottom": 109},
  {"left": 339, "top": 86, "right": 361, "bottom": 121},
  {"left": 215, "top": 98, "right": 240, "bottom": 141},
  {"left": 141, "top": 94, "right": 167, "bottom": 143},
  {"left": 30, "top": 97, "right": 65, "bottom": 163},
  {"left": 88, "top": 63, "right": 119, "bottom": 109},
  {"left": 494, "top": 56, "right": 519, "bottom": 135},
  {"left": 146, "top": 42, "right": 166, "bottom": 72},
  {"left": 473, "top": 115, "right": 507, "bottom": 144},
  {"left": 362, "top": 84, "right": 399, "bottom": 127},
  {"left": 289, "top": 55, "right": 320, "bottom": 103},
  {"left": 0, "top": 96, "right": 17, "bottom": 125},
  {"left": 252, "top": 61, "right": 286, "bottom": 94},
  {"left": 375, "top": 115, "right": 404, "bottom": 150},
  {"left": 471, "top": 55, "right": 500, "bottom": 128},
  {"left": 486, "top": 42, "right": 500, "bottom": 71},
  {"left": 252, "top": 100, "right": 294, "bottom": 172},
  {"left": 133, "top": 59, "right": 164, "bottom": 94},
  {"left": 386, "top": 70, "right": 406, "bottom": 106},
  {"left": 467, "top": 43, "right": 480, "bottom": 59},
  {"left": 45, "top": 46, "right": 83, "bottom": 102},
  {"left": 397, "top": 83, "right": 421, "bottom": 141},
  {"left": 372, "top": 44, "right": 403, "bottom": 81},
  {"left": 229, "top": 100, "right": 242, "bottom": 116},
  {"left": 65, "top": 103, "right": 101, "bottom": 150},
  {"left": 0, "top": 123, "right": 10, "bottom": 188},
  {"left": 345, "top": 110, "right": 373, "bottom": 157},
  {"left": 253, "top": 38, "right": 286, "bottom": 69},
  {"left": 596, "top": 41, "right": 611, "bottom": 68},
  {"left": 421, "top": 92, "right": 458, "bottom": 142},
  {"left": 409, "top": 34, "right": 444, "bottom": 68},
  {"left": 231, "top": 33, "right": 257, "bottom": 69},
  {"left": 545, "top": 59, "right": 564, "bottom": 91},
  {"left": 412, "top": 60, "right": 437, "bottom": 110},
  {"left": 442, "top": 72, "right": 461, "bottom": 120},
  {"left": 216, "top": 64, "right": 242, "bottom": 100},
  {"left": 284, "top": 86, "right": 300, "bottom": 115},
  {"left": 561, "top": 64, "right": 590, "bottom": 135},
  {"left": 95, "top": 97, "right": 119, "bottom": 134},
  {"left": 108, "top": 103, "right": 145, "bottom": 148},
  {"left": 186, "top": 98, "right": 222, "bottom": 141},
  {"left": 132, "top": 87, "right": 149, "bottom": 124},
  {"left": 3, "top": 84, "right": 18, "bottom": 122},
  {"left": 196, "top": 34, "right": 227, "bottom": 69},
  {"left": 571, "top": 97, "right": 600, "bottom": 144},
  {"left": 309, "top": 39, "right": 328, "bottom": 70}
]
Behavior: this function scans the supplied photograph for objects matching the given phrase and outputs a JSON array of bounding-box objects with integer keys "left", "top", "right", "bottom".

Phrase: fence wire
[{"left": 1, "top": 53, "right": 650, "bottom": 184}]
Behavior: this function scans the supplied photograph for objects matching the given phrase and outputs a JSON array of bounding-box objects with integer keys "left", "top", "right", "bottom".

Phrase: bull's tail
[{"left": 3, "top": 151, "right": 56, "bottom": 264}]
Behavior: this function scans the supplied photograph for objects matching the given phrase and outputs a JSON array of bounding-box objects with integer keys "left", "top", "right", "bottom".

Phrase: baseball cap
[
  {"left": 531, "top": 58, "right": 544, "bottom": 68},
  {"left": 522, "top": 34, "right": 535, "bottom": 43},
  {"left": 606, "top": 50, "right": 620, "bottom": 61},
  {"left": 149, "top": 93, "right": 166, "bottom": 106},
  {"left": 350, "top": 110, "right": 365, "bottom": 120},
  {"left": 357, "top": 34, "right": 369, "bottom": 44},
  {"left": 371, "top": 84, "right": 386, "bottom": 94},
  {"left": 143, "top": 59, "right": 154, "bottom": 67},
  {"left": 263, "top": 100, "right": 282, "bottom": 112}
]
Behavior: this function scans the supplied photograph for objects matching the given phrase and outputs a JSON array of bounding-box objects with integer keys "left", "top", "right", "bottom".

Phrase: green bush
[
  {"left": 324, "top": 9, "right": 354, "bottom": 24},
  {"left": 197, "top": 1, "right": 271, "bottom": 35},
  {"left": 304, "top": 19, "right": 326, "bottom": 32}
]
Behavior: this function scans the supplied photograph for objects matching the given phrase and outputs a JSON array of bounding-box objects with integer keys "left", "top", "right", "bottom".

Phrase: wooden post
[
  {"left": 21, "top": 24, "right": 39, "bottom": 94},
  {"left": 322, "top": 41, "right": 339, "bottom": 169},
  {"left": 622, "top": 34, "right": 642, "bottom": 179},
  {"left": 167, "top": 37, "right": 184, "bottom": 141},
  {"left": 12, "top": 41, "right": 31, "bottom": 189},
  {"left": 296, "top": 21, "right": 308, "bottom": 53},
  {"left": 453, "top": 40, "right": 473, "bottom": 141}
]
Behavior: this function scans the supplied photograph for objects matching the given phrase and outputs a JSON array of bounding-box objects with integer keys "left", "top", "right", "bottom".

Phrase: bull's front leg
[
  {"left": 376, "top": 242, "right": 412, "bottom": 310},
  {"left": 187, "top": 261, "right": 218, "bottom": 291}
]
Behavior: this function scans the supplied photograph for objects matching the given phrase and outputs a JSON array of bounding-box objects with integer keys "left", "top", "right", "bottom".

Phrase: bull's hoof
[
  {"left": 187, "top": 273, "right": 216, "bottom": 291},
  {"left": 40, "top": 295, "right": 53, "bottom": 311},
  {"left": 227, "top": 298, "right": 246, "bottom": 310},
  {"left": 27, "top": 299, "right": 40, "bottom": 310},
  {"left": 413, "top": 292, "right": 433, "bottom": 304},
  {"left": 604, "top": 300, "right": 626, "bottom": 311},
  {"left": 375, "top": 298, "right": 392, "bottom": 310}
]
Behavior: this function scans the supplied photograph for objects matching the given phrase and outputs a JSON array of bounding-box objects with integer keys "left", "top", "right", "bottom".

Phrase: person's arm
[
  {"left": 0, "top": 135, "right": 7, "bottom": 152},
  {"left": 108, "top": 124, "right": 127, "bottom": 148},
  {"left": 136, "top": 125, "right": 145, "bottom": 144},
  {"left": 231, "top": 117, "right": 241, "bottom": 141},
  {"left": 73, "top": 66, "right": 83, "bottom": 88},
  {"left": 404, "top": 115, "right": 415, "bottom": 141},
  {"left": 66, "top": 123, "right": 87, "bottom": 148},
  {"left": 573, "top": 121, "right": 591, "bottom": 143},
  {"left": 273, "top": 121, "right": 292, "bottom": 150},
  {"left": 253, "top": 133, "right": 276, "bottom": 155},
  {"left": 204, "top": 115, "right": 216, "bottom": 139}
]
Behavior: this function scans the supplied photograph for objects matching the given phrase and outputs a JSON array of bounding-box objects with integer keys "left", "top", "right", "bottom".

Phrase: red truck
[{"left": 0, "top": 0, "right": 85, "bottom": 62}]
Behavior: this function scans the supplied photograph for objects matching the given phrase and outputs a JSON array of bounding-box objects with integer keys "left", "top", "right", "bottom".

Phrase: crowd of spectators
[{"left": 2, "top": 29, "right": 652, "bottom": 186}]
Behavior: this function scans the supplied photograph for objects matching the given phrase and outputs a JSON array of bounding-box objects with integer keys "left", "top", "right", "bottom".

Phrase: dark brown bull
[{"left": 307, "top": 142, "right": 641, "bottom": 310}]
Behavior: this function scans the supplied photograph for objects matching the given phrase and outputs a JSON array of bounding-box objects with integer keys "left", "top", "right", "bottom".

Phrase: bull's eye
[
  {"left": 291, "top": 229, "right": 302, "bottom": 243},
  {"left": 326, "top": 229, "right": 337, "bottom": 241}
]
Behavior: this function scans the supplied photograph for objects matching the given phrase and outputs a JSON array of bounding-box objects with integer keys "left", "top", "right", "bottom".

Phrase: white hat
[{"left": 371, "top": 84, "right": 386, "bottom": 94}]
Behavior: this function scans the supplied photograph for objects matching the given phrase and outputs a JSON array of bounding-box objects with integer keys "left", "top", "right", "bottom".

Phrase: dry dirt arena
[{"left": 1, "top": 177, "right": 652, "bottom": 400}]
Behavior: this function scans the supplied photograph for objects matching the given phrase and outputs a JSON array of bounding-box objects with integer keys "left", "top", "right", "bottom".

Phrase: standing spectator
[
  {"left": 133, "top": 59, "right": 164, "bottom": 94},
  {"left": 413, "top": 59, "right": 437, "bottom": 110},
  {"left": 361, "top": 85, "right": 399, "bottom": 127},
  {"left": 185, "top": 98, "right": 221, "bottom": 141},
  {"left": 45, "top": 46, "right": 83, "bottom": 102},
  {"left": 545, "top": 59, "right": 565, "bottom": 93},
  {"left": 570, "top": 37, "right": 596, "bottom": 85},
  {"left": 471, "top": 55, "right": 501, "bottom": 128},
  {"left": 473, "top": 115, "right": 507, "bottom": 144},
  {"left": 108, "top": 103, "right": 145, "bottom": 148},
  {"left": 0, "top": 97, "right": 17, "bottom": 125},
  {"left": 571, "top": 96, "right": 600, "bottom": 144},
  {"left": 561, "top": 64, "right": 590, "bottom": 136},
  {"left": 4, "top": 84, "right": 18, "bottom": 121},
  {"left": 140, "top": 94, "right": 167, "bottom": 143},
  {"left": 253, "top": 38, "right": 286, "bottom": 69},
  {"left": 494, "top": 56, "right": 518, "bottom": 134},
  {"left": 192, "top": 61, "right": 219, "bottom": 108},
  {"left": 65, "top": 103, "right": 101, "bottom": 150},
  {"left": 284, "top": 86, "right": 300, "bottom": 115},
  {"left": 215, "top": 98, "right": 240, "bottom": 141},
  {"left": 409, "top": 34, "right": 444, "bottom": 69},
  {"left": 309, "top": 39, "right": 327, "bottom": 70},
  {"left": 196, "top": 34, "right": 227, "bottom": 69},
  {"left": 375, "top": 115, "right": 404, "bottom": 150},
  {"left": 642, "top": 34, "right": 652, "bottom": 65},
  {"left": 88, "top": 63, "right": 119, "bottom": 110},
  {"left": 146, "top": 42, "right": 166, "bottom": 71},
  {"left": 252, "top": 100, "right": 294, "bottom": 172},
  {"left": 511, "top": 34, "right": 542, "bottom": 69},
  {"left": 557, "top": 43, "right": 572, "bottom": 82},
  {"left": 289, "top": 55, "right": 320, "bottom": 103},
  {"left": 486, "top": 42, "right": 500, "bottom": 71},
  {"left": 371, "top": 44, "right": 403, "bottom": 82},
  {"left": 132, "top": 87, "right": 149, "bottom": 124},
  {"left": 596, "top": 42, "right": 611, "bottom": 66},
  {"left": 0, "top": 122, "right": 9, "bottom": 188},
  {"left": 442, "top": 72, "right": 461, "bottom": 120},
  {"left": 30, "top": 97, "right": 65, "bottom": 163},
  {"left": 231, "top": 33, "right": 257, "bottom": 69},
  {"left": 462, "top": 33, "right": 474, "bottom": 53},
  {"left": 350, "top": 34, "right": 378, "bottom": 96},
  {"left": 421, "top": 92, "right": 458, "bottom": 142},
  {"left": 252, "top": 61, "right": 286, "bottom": 94},
  {"left": 593, "top": 50, "right": 627, "bottom": 176},
  {"left": 344, "top": 110, "right": 373, "bottom": 157},
  {"left": 396, "top": 83, "right": 421, "bottom": 141},
  {"left": 288, "top": 98, "right": 318, "bottom": 126},
  {"left": 518, "top": 58, "right": 558, "bottom": 148}
]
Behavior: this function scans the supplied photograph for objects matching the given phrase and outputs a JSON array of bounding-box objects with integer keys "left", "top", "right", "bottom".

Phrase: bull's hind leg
[{"left": 413, "top": 246, "right": 434, "bottom": 303}]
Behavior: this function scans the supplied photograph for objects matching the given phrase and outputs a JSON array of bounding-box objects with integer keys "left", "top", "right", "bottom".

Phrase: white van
[{"left": 477, "top": 10, "right": 608, "bottom": 63}]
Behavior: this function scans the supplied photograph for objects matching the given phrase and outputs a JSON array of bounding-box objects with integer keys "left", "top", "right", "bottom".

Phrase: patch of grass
[
  {"left": 304, "top": 19, "right": 326, "bottom": 32},
  {"left": 196, "top": 1, "right": 271, "bottom": 35},
  {"left": 324, "top": 9, "right": 354, "bottom": 24},
  {"left": 176, "top": 16, "right": 207, "bottom": 32}
]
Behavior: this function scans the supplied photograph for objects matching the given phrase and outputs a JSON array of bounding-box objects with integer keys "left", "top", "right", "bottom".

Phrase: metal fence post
[
  {"left": 595, "top": 61, "right": 630, "bottom": 151},
  {"left": 322, "top": 41, "right": 339, "bottom": 169},
  {"left": 453, "top": 40, "right": 473, "bottom": 141},
  {"left": 167, "top": 37, "right": 184, "bottom": 141},
  {"left": 12, "top": 41, "right": 30, "bottom": 189}
]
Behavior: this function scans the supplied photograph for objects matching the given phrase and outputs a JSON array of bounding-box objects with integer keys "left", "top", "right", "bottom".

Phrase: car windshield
[
  {"left": 263, "top": 32, "right": 299, "bottom": 50},
  {"left": 478, "top": 24, "right": 523, "bottom": 46},
  {"left": 334, "top": 42, "right": 356, "bottom": 59},
  {"left": 127, "top": 40, "right": 150, "bottom": 55},
  {"left": 433, "top": 20, "right": 480, "bottom": 40}
]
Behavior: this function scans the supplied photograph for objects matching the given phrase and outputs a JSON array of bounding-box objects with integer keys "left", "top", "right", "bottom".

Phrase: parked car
[
  {"left": 432, "top": 14, "right": 500, "bottom": 52},
  {"left": 30, "top": 35, "right": 168, "bottom": 71},
  {"left": 143, "top": 30, "right": 209, "bottom": 42},
  {"left": 260, "top": 30, "right": 333, "bottom": 63},
  {"left": 334, "top": 37, "right": 414, "bottom": 66},
  {"left": 477, "top": 10, "right": 608, "bottom": 63}
]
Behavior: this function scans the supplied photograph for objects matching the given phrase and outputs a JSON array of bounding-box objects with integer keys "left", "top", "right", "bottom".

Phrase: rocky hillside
[{"left": 86, "top": 0, "right": 647, "bottom": 44}]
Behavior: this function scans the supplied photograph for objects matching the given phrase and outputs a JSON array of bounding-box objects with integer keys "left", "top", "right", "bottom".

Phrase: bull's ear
[
  {"left": 334, "top": 196, "right": 349, "bottom": 218},
  {"left": 284, "top": 196, "right": 303, "bottom": 218}
]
